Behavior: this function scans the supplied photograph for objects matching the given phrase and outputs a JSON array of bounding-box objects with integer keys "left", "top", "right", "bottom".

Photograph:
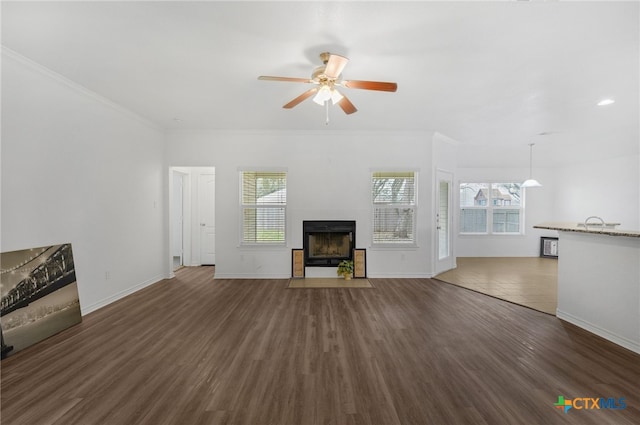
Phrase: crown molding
[{"left": 2, "top": 45, "right": 163, "bottom": 132}]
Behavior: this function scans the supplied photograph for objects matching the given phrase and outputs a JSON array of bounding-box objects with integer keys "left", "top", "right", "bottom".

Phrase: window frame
[
  {"left": 371, "top": 170, "right": 418, "bottom": 247},
  {"left": 239, "top": 169, "right": 287, "bottom": 246},
  {"left": 458, "top": 182, "right": 525, "bottom": 236}
]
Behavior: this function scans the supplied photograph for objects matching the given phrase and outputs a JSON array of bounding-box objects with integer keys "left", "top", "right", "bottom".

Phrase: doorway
[
  {"left": 169, "top": 166, "right": 215, "bottom": 275},
  {"left": 435, "top": 169, "right": 455, "bottom": 275}
]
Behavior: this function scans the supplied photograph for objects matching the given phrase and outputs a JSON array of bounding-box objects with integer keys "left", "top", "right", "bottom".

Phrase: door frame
[
  {"left": 171, "top": 170, "right": 187, "bottom": 271},
  {"left": 168, "top": 166, "right": 215, "bottom": 277},
  {"left": 434, "top": 169, "right": 455, "bottom": 275},
  {"left": 168, "top": 167, "right": 192, "bottom": 278}
]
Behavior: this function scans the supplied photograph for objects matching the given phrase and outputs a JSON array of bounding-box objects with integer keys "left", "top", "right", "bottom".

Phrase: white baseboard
[
  {"left": 80, "top": 274, "right": 164, "bottom": 316},
  {"left": 214, "top": 272, "right": 435, "bottom": 279},
  {"left": 213, "top": 273, "right": 290, "bottom": 279},
  {"left": 367, "top": 273, "right": 434, "bottom": 278},
  {"left": 556, "top": 309, "right": 640, "bottom": 355}
]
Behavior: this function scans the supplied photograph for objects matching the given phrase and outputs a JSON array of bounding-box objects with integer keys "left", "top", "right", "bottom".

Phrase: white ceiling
[{"left": 2, "top": 1, "right": 638, "bottom": 167}]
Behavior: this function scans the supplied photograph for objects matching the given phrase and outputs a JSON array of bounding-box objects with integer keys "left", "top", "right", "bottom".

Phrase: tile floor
[{"left": 434, "top": 257, "right": 558, "bottom": 315}]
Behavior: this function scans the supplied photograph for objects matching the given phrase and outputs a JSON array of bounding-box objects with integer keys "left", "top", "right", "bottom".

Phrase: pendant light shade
[
  {"left": 521, "top": 143, "right": 542, "bottom": 188},
  {"left": 521, "top": 178, "right": 542, "bottom": 188}
]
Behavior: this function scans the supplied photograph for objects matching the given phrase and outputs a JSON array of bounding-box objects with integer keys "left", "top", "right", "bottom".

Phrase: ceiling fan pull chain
[{"left": 325, "top": 101, "right": 329, "bottom": 125}]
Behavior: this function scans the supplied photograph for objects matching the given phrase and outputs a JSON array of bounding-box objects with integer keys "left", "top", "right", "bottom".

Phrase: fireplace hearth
[{"left": 303, "top": 220, "right": 356, "bottom": 267}]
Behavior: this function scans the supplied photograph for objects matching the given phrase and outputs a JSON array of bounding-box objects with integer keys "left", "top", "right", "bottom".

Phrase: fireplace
[{"left": 303, "top": 220, "right": 356, "bottom": 267}]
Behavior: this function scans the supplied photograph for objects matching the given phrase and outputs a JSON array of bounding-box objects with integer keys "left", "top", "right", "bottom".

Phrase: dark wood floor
[{"left": 2, "top": 267, "right": 639, "bottom": 425}]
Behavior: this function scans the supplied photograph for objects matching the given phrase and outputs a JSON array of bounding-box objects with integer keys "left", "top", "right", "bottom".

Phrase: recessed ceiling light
[{"left": 597, "top": 99, "right": 615, "bottom": 106}]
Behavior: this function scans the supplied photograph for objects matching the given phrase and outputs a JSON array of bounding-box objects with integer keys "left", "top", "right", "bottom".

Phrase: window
[
  {"left": 241, "top": 171, "right": 286, "bottom": 244},
  {"left": 459, "top": 182, "right": 523, "bottom": 234},
  {"left": 372, "top": 171, "right": 416, "bottom": 244}
]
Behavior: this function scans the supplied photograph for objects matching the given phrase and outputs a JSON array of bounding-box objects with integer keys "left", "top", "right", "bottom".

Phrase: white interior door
[
  {"left": 435, "top": 170, "right": 455, "bottom": 275},
  {"left": 198, "top": 172, "right": 216, "bottom": 265}
]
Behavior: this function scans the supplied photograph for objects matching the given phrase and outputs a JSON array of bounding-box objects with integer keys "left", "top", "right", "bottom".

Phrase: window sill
[
  {"left": 458, "top": 233, "right": 525, "bottom": 237},
  {"left": 239, "top": 243, "right": 287, "bottom": 249},
  {"left": 370, "top": 243, "right": 419, "bottom": 249}
]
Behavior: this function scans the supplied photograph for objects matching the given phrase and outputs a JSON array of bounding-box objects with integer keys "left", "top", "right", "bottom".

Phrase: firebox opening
[
  {"left": 308, "top": 233, "right": 351, "bottom": 258},
  {"left": 303, "top": 220, "right": 356, "bottom": 267}
]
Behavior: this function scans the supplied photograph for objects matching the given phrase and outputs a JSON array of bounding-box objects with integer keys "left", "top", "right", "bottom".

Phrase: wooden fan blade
[
  {"left": 337, "top": 95, "right": 357, "bottom": 115},
  {"left": 259, "top": 76, "right": 314, "bottom": 84},
  {"left": 342, "top": 80, "right": 398, "bottom": 92},
  {"left": 283, "top": 88, "right": 318, "bottom": 109},
  {"left": 324, "top": 54, "right": 349, "bottom": 79}
]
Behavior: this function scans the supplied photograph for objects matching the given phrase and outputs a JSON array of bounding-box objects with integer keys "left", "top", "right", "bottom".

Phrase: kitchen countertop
[{"left": 534, "top": 222, "right": 640, "bottom": 238}]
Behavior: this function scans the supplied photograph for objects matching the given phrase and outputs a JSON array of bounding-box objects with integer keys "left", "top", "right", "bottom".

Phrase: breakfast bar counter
[
  {"left": 534, "top": 222, "right": 640, "bottom": 354},
  {"left": 534, "top": 221, "right": 640, "bottom": 238}
]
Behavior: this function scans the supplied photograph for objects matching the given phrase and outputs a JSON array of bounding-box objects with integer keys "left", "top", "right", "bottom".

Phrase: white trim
[
  {"left": 167, "top": 129, "right": 432, "bottom": 138},
  {"left": 369, "top": 243, "right": 419, "bottom": 249},
  {"left": 368, "top": 272, "right": 435, "bottom": 278},
  {"left": 434, "top": 169, "right": 455, "bottom": 275},
  {"left": 371, "top": 170, "right": 418, "bottom": 246},
  {"left": 212, "top": 273, "right": 290, "bottom": 279},
  {"left": 239, "top": 170, "right": 287, "bottom": 246},
  {"left": 237, "top": 166, "right": 289, "bottom": 173},
  {"left": 556, "top": 309, "right": 640, "bottom": 355},
  {"left": 80, "top": 274, "right": 164, "bottom": 316},
  {"left": 459, "top": 181, "right": 525, "bottom": 235},
  {"left": 2, "top": 46, "right": 162, "bottom": 132},
  {"left": 369, "top": 167, "right": 421, "bottom": 173}
]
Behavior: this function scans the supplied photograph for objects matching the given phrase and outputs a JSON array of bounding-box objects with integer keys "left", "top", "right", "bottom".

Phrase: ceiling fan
[{"left": 258, "top": 52, "right": 397, "bottom": 115}]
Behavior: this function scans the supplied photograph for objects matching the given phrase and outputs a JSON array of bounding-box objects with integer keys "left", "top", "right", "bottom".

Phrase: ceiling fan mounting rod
[{"left": 319, "top": 52, "right": 331, "bottom": 64}]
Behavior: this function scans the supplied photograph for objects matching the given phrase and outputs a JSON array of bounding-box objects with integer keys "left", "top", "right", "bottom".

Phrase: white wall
[
  {"left": 455, "top": 167, "right": 556, "bottom": 257},
  {"left": 553, "top": 154, "right": 640, "bottom": 230},
  {"left": 1, "top": 49, "right": 166, "bottom": 314},
  {"left": 165, "top": 130, "right": 435, "bottom": 278}
]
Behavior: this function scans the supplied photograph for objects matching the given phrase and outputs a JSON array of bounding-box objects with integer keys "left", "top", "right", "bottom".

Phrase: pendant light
[{"left": 521, "top": 143, "right": 542, "bottom": 188}]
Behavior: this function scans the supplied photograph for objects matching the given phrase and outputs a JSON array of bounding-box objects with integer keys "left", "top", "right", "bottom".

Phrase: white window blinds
[
  {"left": 459, "top": 182, "right": 523, "bottom": 234},
  {"left": 372, "top": 171, "right": 416, "bottom": 244},
  {"left": 241, "top": 171, "right": 286, "bottom": 244}
]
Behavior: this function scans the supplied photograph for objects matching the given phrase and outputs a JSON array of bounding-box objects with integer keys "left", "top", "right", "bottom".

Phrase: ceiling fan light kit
[
  {"left": 258, "top": 52, "right": 397, "bottom": 122},
  {"left": 312, "top": 84, "right": 343, "bottom": 106}
]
